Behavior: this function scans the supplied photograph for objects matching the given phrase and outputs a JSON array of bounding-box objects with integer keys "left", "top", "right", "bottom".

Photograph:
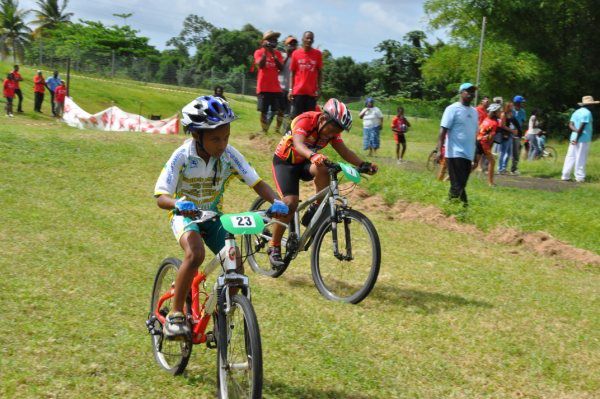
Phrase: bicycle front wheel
[
  {"left": 543, "top": 146, "right": 558, "bottom": 163},
  {"left": 311, "top": 209, "right": 381, "bottom": 304},
  {"left": 426, "top": 150, "right": 438, "bottom": 172},
  {"left": 149, "top": 258, "right": 192, "bottom": 375},
  {"left": 215, "top": 294, "right": 263, "bottom": 399}
]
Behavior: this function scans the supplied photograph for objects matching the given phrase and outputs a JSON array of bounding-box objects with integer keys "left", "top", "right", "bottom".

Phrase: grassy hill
[{"left": 1, "top": 61, "right": 599, "bottom": 398}]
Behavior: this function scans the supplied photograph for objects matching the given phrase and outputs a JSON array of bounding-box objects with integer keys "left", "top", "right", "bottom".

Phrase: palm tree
[
  {"left": 0, "top": 0, "right": 32, "bottom": 64},
  {"left": 33, "top": 0, "right": 73, "bottom": 35}
]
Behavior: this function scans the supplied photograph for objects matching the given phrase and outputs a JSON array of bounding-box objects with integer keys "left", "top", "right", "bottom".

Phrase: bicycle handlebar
[{"left": 322, "top": 159, "right": 375, "bottom": 175}]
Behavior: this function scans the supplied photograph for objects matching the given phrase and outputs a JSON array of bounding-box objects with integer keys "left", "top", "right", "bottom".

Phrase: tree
[
  {"left": 33, "top": 0, "right": 73, "bottom": 36},
  {"left": 322, "top": 54, "right": 370, "bottom": 99},
  {"left": 0, "top": 0, "right": 31, "bottom": 63},
  {"left": 424, "top": 0, "right": 600, "bottom": 108},
  {"left": 166, "top": 14, "right": 215, "bottom": 55}
]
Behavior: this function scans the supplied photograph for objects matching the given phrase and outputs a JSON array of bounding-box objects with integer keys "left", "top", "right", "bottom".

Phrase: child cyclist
[
  {"left": 391, "top": 106, "right": 411, "bottom": 163},
  {"left": 472, "top": 103, "right": 502, "bottom": 186},
  {"left": 154, "top": 96, "right": 288, "bottom": 339},
  {"left": 268, "top": 98, "right": 378, "bottom": 268}
]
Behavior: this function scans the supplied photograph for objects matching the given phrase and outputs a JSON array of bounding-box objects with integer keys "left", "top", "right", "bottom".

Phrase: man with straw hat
[
  {"left": 254, "top": 29, "right": 283, "bottom": 133},
  {"left": 561, "top": 95, "right": 599, "bottom": 182}
]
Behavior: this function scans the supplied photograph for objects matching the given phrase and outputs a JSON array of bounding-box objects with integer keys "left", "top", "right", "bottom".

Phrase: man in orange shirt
[
  {"left": 288, "top": 31, "right": 322, "bottom": 119},
  {"left": 475, "top": 96, "right": 489, "bottom": 125},
  {"left": 33, "top": 70, "right": 48, "bottom": 113},
  {"left": 11, "top": 65, "right": 24, "bottom": 113},
  {"left": 254, "top": 30, "right": 283, "bottom": 133}
]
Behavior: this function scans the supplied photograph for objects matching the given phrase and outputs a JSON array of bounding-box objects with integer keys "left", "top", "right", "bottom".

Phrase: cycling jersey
[
  {"left": 154, "top": 139, "right": 261, "bottom": 211},
  {"left": 274, "top": 111, "right": 343, "bottom": 164}
]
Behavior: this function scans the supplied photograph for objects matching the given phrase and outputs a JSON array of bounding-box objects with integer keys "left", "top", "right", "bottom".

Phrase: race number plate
[
  {"left": 220, "top": 212, "right": 265, "bottom": 235},
  {"left": 339, "top": 162, "right": 361, "bottom": 183}
]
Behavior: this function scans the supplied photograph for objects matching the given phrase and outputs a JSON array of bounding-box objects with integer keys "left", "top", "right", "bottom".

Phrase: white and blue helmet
[{"left": 181, "top": 95, "right": 237, "bottom": 131}]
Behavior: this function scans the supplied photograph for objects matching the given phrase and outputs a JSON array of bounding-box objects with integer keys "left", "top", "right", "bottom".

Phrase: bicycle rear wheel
[
  {"left": 149, "top": 258, "right": 192, "bottom": 375},
  {"left": 215, "top": 293, "right": 263, "bottom": 399},
  {"left": 311, "top": 209, "right": 381, "bottom": 304},
  {"left": 244, "top": 197, "right": 289, "bottom": 277},
  {"left": 426, "top": 150, "right": 438, "bottom": 172}
]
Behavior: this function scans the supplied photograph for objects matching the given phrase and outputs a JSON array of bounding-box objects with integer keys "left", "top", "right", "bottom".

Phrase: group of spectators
[
  {"left": 253, "top": 30, "right": 322, "bottom": 134},
  {"left": 438, "top": 83, "right": 596, "bottom": 205},
  {"left": 3, "top": 65, "right": 67, "bottom": 118}
]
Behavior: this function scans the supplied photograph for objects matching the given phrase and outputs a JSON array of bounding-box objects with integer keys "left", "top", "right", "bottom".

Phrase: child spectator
[
  {"left": 391, "top": 106, "right": 411, "bottom": 163},
  {"left": 3, "top": 72, "right": 16, "bottom": 117},
  {"left": 54, "top": 81, "right": 67, "bottom": 118}
]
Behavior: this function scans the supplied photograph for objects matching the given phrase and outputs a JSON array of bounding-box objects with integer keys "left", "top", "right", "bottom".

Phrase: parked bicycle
[
  {"left": 146, "top": 209, "right": 267, "bottom": 399},
  {"left": 243, "top": 161, "right": 381, "bottom": 304}
]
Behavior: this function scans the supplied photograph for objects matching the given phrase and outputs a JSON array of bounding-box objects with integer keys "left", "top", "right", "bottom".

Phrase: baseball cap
[
  {"left": 459, "top": 82, "right": 477, "bottom": 92},
  {"left": 284, "top": 35, "right": 298, "bottom": 45},
  {"left": 513, "top": 95, "right": 525, "bottom": 103}
]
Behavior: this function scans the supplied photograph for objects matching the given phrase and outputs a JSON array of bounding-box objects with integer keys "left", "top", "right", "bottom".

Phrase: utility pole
[
  {"left": 66, "top": 58, "right": 71, "bottom": 97},
  {"left": 475, "top": 16, "right": 487, "bottom": 105},
  {"left": 241, "top": 73, "right": 246, "bottom": 96},
  {"left": 111, "top": 49, "right": 116, "bottom": 78}
]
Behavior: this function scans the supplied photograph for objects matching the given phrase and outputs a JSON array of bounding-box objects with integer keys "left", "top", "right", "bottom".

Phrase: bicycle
[
  {"left": 539, "top": 145, "right": 558, "bottom": 162},
  {"left": 146, "top": 209, "right": 267, "bottom": 398},
  {"left": 426, "top": 149, "right": 440, "bottom": 172},
  {"left": 243, "top": 161, "right": 381, "bottom": 304}
]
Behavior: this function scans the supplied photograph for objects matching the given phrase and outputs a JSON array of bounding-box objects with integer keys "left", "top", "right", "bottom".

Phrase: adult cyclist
[{"left": 268, "top": 98, "right": 378, "bottom": 268}]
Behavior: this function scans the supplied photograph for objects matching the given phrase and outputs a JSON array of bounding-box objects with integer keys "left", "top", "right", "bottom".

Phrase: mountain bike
[
  {"left": 146, "top": 210, "right": 267, "bottom": 399},
  {"left": 243, "top": 161, "right": 381, "bottom": 304},
  {"left": 426, "top": 149, "right": 440, "bottom": 172},
  {"left": 539, "top": 145, "right": 558, "bottom": 162}
]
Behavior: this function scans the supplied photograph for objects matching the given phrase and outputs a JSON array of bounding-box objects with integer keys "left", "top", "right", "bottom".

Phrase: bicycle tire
[
  {"left": 149, "top": 258, "right": 192, "bottom": 375},
  {"left": 543, "top": 146, "right": 558, "bottom": 163},
  {"left": 244, "top": 197, "right": 289, "bottom": 278},
  {"left": 215, "top": 293, "right": 263, "bottom": 399},
  {"left": 311, "top": 209, "right": 381, "bottom": 304},
  {"left": 426, "top": 150, "right": 438, "bottom": 172}
]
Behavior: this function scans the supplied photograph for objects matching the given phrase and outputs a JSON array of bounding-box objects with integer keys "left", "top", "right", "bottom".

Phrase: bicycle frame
[{"left": 154, "top": 229, "right": 249, "bottom": 345}]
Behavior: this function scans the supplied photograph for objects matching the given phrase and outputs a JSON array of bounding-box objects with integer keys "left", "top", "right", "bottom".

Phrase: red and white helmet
[{"left": 323, "top": 98, "right": 352, "bottom": 131}]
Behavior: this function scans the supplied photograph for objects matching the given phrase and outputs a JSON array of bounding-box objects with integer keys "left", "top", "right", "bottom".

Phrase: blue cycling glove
[
  {"left": 175, "top": 199, "right": 198, "bottom": 213},
  {"left": 268, "top": 199, "right": 289, "bottom": 215}
]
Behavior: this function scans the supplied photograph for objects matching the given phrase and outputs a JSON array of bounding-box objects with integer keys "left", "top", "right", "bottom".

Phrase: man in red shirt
[
  {"left": 11, "top": 65, "right": 24, "bottom": 113},
  {"left": 288, "top": 31, "right": 323, "bottom": 119},
  {"left": 54, "top": 80, "right": 67, "bottom": 117},
  {"left": 475, "top": 96, "right": 490, "bottom": 125},
  {"left": 33, "top": 70, "right": 48, "bottom": 113},
  {"left": 254, "top": 30, "right": 283, "bottom": 133},
  {"left": 3, "top": 73, "right": 17, "bottom": 117}
]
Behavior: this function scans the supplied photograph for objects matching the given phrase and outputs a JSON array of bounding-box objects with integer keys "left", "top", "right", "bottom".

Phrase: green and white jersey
[{"left": 154, "top": 139, "right": 261, "bottom": 211}]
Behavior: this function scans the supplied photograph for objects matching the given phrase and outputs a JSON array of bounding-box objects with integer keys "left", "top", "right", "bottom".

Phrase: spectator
[
  {"left": 526, "top": 108, "right": 542, "bottom": 159},
  {"left": 213, "top": 85, "right": 226, "bottom": 101},
  {"left": 498, "top": 102, "right": 521, "bottom": 174},
  {"left": 359, "top": 97, "right": 384, "bottom": 156},
  {"left": 391, "top": 106, "right": 411, "bottom": 163},
  {"left": 493, "top": 96, "right": 503, "bottom": 105},
  {"left": 476, "top": 96, "right": 490, "bottom": 125},
  {"left": 54, "top": 81, "right": 67, "bottom": 118},
  {"left": 473, "top": 103, "right": 502, "bottom": 186},
  {"left": 33, "top": 70, "right": 48, "bottom": 113},
  {"left": 254, "top": 30, "right": 283, "bottom": 133},
  {"left": 289, "top": 31, "right": 322, "bottom": 119},
  {"left": 46, "top": 70, "right": 61, "bottom": 116},
  {"left": 511, "top": 95, "right": 526, "bottom": 174},
  {"left": 3, "top": 72, "right": 16, "bottom": 117},
  {"left": 561, "top": 95, "right": 599, "bottom": 182},
  {"left": 11, "top": 65, "right": 23, "bottom": 113},
  {"left": 436, "top": 83, "right": 479, "bottom": 205},
  {"left": 276, "top": 35, "right": 298, "bottom": 133}
]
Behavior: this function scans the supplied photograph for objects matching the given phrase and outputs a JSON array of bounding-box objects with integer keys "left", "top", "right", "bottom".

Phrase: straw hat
[
  {"left": 262, "top": 30, "right": 281, "bottom": 41},
  {"left": 578, "top": 95, "right": 600, "bottom": 106}
]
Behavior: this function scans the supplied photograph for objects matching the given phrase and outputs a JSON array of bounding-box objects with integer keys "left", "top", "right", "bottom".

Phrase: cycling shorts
[
  {"left": 272, "top": 155, "right": 313, "bottom": 197},
  {"left": 170, "top": 214, "right": 227, "bottom": 254}
]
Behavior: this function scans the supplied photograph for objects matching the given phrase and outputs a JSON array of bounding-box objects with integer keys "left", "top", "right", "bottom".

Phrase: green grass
[{"left": 1, "top": 60, "right": 599, "bottom": 397}]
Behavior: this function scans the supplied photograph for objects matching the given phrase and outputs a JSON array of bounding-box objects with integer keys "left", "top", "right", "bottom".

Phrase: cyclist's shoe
[
  {"left": 163, "top": 311, "right": 190, "bottom": 341},
  {"left": 301, "top": 202, "right": 319, "bottom": 227},
  {"left": 268, "top": 245, "right": 285, "bottom": 270}
]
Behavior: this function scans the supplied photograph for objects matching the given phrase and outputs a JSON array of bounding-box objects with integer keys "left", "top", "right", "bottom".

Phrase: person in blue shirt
[
  {"left": 45, "top": 70, "right": 61, "bottom": 117},
  {"left": 436, "top": 82, "right": 479, "bottom": 205},
  {"left": 561, "top": 96, "right": 598, "bottom": 182},
  {"left": 511, "top": 95, "right": 526, "bottom": 174}
]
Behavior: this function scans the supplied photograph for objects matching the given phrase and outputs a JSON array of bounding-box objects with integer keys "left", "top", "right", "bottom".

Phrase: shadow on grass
[
  {"left": 370, "top": 285, "right": 493, "bottom": 314},
  {"left": 264, "top": 379, "right": 378, "bottom": 399}
]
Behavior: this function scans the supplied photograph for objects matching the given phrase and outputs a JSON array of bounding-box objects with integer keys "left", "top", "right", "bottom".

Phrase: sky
[{"left": 20, "top": 0, "right": 448, "bottom": 62}]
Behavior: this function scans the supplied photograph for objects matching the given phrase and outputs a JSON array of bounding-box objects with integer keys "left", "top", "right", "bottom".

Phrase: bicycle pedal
[
  {"left": 145, "top": 316, "right": 162, "bottom": 336},
  {"left": 205, "top": 331, "right": 217, "bottom": 349}
]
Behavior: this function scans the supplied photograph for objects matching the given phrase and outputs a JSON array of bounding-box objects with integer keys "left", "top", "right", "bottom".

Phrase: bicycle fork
[{"left": 328, "top": 200, "right": 354, "bottom": 261}]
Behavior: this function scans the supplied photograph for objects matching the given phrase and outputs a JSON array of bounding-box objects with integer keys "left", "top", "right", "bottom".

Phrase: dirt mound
[
  {"left": 247, "top": 132, "right": 276, "bottom": 152},
  {"left": 343, "top": 187, "right": 600, "bottom": 266}
]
